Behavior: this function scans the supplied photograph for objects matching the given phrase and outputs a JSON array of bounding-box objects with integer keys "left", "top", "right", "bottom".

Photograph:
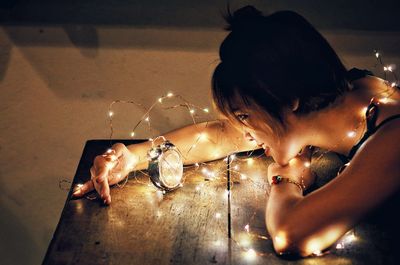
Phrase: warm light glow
[
  {"left": 391, "top": 82, "right": 397, "bottom": 87},
  {"left": 240, "top": 174, "right": 247, "bottom": 180},
  {"left": 189, "top": 109, "right": 195, "bottom": 114},
  {"left": 203, "top": 108, "right": 209, "bottom": 113},
  {"left": 274, "top": 233, "right": 288, "bottom": 250},
  {"left": 233, "top": 165, "right": 239, "bottom": 170},
  {"left": 312, "top": 250, "right": 323, "bottom": 256},
  {"left": 145, "top": 117, "right": 150, "bottom": 122},
  {"left": 375, "top": 52, "right": 379, "bottom": 58},
  {"left": 215, "top": 212, "right": 222, "bottom": 219},
  {"left": 360, "top": 106, "right": 368, "bottom": 115},
  {"left": 379, "top": 97, "right": 388, "bottom": 104},
  {"left": 304, "top": 162, "right": 311, "bottom": 168},
  {"left": 130, "top": 131, "right": 135, "bottom": 137},
  {"left": 306, "top": 239, "right": 322, "bottom": 256},
  {"left": 343, "top": 231, "right": 357, "bottom": 243},
  {"left": 76, "top": 183, "right": 83, "bottom": 188},
  {"left": 167, "top": 92, "right": 174, "bottom": 97},
  {"left": 149, "top": 138, "right": 154, "bottom": 142},
  {"left": 244, "top": 224, "right": 250, "bottom": 232},
  {"left": 230, "top": 154, "right": 236, "bottom": 160},
  {"left": 108, "top": 111, "right": 113, "bottom": 117},
  {"left": 106, "top": 148, "right": 113, "bottom": 153},
  {"left": 106, "top": 162, "right": 114, "bottom": 170},
  {"left": 214, "top": 240, "right": 222, "bottom": 247},
  {"left": 243, "top": 249, "right": 257, "bottom": 261},
  {"left": 336, "top": 243, "right": 344, "bottom": 249},
  {"left": 347, "top": 131, "right": 356, "bottom": 138},
  {"left": 158, "top": 97, "right": 163, "bottom": 103},
  {"left": 247, "top": 158, "right": 254, "bottom": 166}
]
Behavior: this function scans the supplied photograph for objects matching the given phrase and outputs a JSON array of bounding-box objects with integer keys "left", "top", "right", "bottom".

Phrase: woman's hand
[
  {"left": 72, "top": 143, "right": 138, "bottom": 205},
  {"left": 268, "top": 146, "right": 316, "bottom": 191}
]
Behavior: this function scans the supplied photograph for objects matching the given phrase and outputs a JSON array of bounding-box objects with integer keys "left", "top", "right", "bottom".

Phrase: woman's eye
[{"left": 237, "top": 114, "right": 249, "bottom": 121}]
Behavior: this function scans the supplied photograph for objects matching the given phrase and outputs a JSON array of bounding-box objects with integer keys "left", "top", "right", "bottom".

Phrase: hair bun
[{"left": 225, "top": 5, "right": 263, "bottom": 31}]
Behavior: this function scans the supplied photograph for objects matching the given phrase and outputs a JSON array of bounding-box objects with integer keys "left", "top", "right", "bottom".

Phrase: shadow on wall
[
  {"left": 63, "top": 25, "right": 99, "bottom": 58},
  {"left": 0, "top": 38, "right": 11, "bottom": 82}
]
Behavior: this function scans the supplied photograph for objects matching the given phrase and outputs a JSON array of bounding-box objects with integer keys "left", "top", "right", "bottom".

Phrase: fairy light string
[{"left": 72, "top": 50, "right": 399, "bottom": 259}]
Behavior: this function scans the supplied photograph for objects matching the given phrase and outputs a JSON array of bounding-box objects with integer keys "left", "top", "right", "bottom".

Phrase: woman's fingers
[
  {"left": 90, "top": 165, "right": 112, "bottom": 204},
  {"left": 72, "top": 180, "right": 94, "bottom": 198}
]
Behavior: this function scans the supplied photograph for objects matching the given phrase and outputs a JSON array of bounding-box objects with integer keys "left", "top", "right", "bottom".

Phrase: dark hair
[{"left": 212, "top": 5, "right": 350, "bottom": 128}]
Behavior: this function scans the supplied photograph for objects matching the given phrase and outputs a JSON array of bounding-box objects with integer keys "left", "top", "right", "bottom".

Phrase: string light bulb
[
  {"left": 167, "top": 92, "right": 174, "bottom": 97},
  {"left": 203, "top": 108, "right": 209, "bottom": 113},
  {"left": 108, "top": 111, "right": 114, "bottom": 117},
  {"left": 347, "top": 131, "right": 356, "bottom": 138}
]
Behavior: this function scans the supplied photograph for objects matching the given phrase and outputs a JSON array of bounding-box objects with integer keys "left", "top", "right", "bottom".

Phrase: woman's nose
[{"left": 244, "top": 132, "right": 254, "bottom": 142}]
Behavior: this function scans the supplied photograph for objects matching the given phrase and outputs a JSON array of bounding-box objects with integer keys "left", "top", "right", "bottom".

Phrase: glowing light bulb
[
  {"left": 198, "top": 132, "right": 207, "bottom": 141},
  {"left": 304, "top": 162, "right": 311, "bottom": 168},
  {"left": 76, "top": 183, "right": 83, "bottom": 188},
  {"left": 189, "top": 109, "right": 195, "bottom": 114},
  {"left": 130, "top": 131, "right": 135, "bottom": 137},
  {"left": 201, "top": 168, "right": 208, "bottom": 174},
  {"left": 108, "top": 111, "right": 114, "bottom": 117},
  {"left": 158, "top": 98, "right": 163, "bottom": 103},
  {"left": 247, "top": 158, "right": 254, "bottom": 166},
  {"left": 233, "top": 165, "right": 239, "bottom": 170},
  {"left": 240, "top": 174, "right": 247, "bottom": 180},
  {"left": 379, "top": 97, "right": 389, "bottom": 104},
  {"left": 336, "top": 243, "right": 344, "bottom": 249},
  {"left": 392, "top": 82, "right": 397, "bottom": 87},
  {"left": 215, "top": 212, "right": 221, "bottom": 219},
  {"left": 361, "top": 106, "right": 368, "bottom": 115},
  {"left": 375, "top": 52, "right": 379, "bottom": 58},
  {"left": 167, "top": 92, "right": 173, "bottom": 97},
  {"left": 312, "top": 250, "right": 322, "bottom": 256},
  {"left": 244, "top": 249, "right": 257, "bottom": 261},
  {"left": 347, "top": 131, "right": 356, "bottom": 138},
  {"left": 106, "top": 149, "right": 113, "bottom": 153},
  {"left": 244, "top": 224, "right": 250, "bottom": 232},
  {"left": 214, "top": 240, "right": 222, "bottom": 247},
  {"left": 149, "top": 138, "right": 154, "bottom": 142},
  {"left": 145, "top": 117, "right": 150, "bottom": 122},
  {"left": 203, "top": 108, "right": 209, "bottom": 113},
  {"left": 195, "top": 163, "right": 199, "bottom": 168},
  {"left": 195, "top": 185, "right": 201, "bottom": 191},
  {"left": 230, "top": 154, "right": 236, "bottom": 160}
]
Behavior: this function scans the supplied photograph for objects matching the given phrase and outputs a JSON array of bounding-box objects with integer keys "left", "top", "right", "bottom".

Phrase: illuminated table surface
[{"left": 43, "top": 140, "right": 399, "bottom": 264}]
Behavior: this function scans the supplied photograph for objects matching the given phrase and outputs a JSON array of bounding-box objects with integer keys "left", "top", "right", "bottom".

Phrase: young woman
[{"left": 72, "top": 6, "right": 400, "bottom": 257}]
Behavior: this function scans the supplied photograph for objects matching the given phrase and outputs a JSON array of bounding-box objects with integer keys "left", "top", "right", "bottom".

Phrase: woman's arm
[
  {"left": 266, "top": 120, "right": 400, "bottom": 256},
  {"left": 73, "top": 119, "right": 257, "bottom": 203},
  {"left": 127, "top": 119, "right": 257, "bottom": 170}
]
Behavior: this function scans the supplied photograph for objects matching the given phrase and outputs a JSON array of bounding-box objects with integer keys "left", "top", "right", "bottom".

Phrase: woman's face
[{"left": 233, "top": 108, "right": 303, "bottom": 165}]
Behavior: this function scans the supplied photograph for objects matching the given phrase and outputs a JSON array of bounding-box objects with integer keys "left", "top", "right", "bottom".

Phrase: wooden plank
[
  {"left": 44, "top": 140, "right": 399, "bottom": 264},
  {"left": 43, "top": 140, "right": 230, "bottom": 265}
]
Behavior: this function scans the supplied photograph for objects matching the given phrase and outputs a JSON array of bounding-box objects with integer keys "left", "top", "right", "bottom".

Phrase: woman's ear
[{"left": 291, "top": 98, "right": 300, "bottom": 112}]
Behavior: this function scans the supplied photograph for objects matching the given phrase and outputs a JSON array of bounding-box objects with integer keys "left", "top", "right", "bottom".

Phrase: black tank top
[{"left": 336, "top": 68, "right": 400, "bottom": 165}]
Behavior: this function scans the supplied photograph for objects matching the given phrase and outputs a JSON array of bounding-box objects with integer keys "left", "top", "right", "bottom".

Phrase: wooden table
[{"left": 43, "top": 140, "right": 398, "bottom": 265}]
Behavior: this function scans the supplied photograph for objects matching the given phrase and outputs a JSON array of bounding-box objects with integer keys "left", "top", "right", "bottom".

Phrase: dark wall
[{"left": 1, "top": 0, "right": 400, "bottom": 30}]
